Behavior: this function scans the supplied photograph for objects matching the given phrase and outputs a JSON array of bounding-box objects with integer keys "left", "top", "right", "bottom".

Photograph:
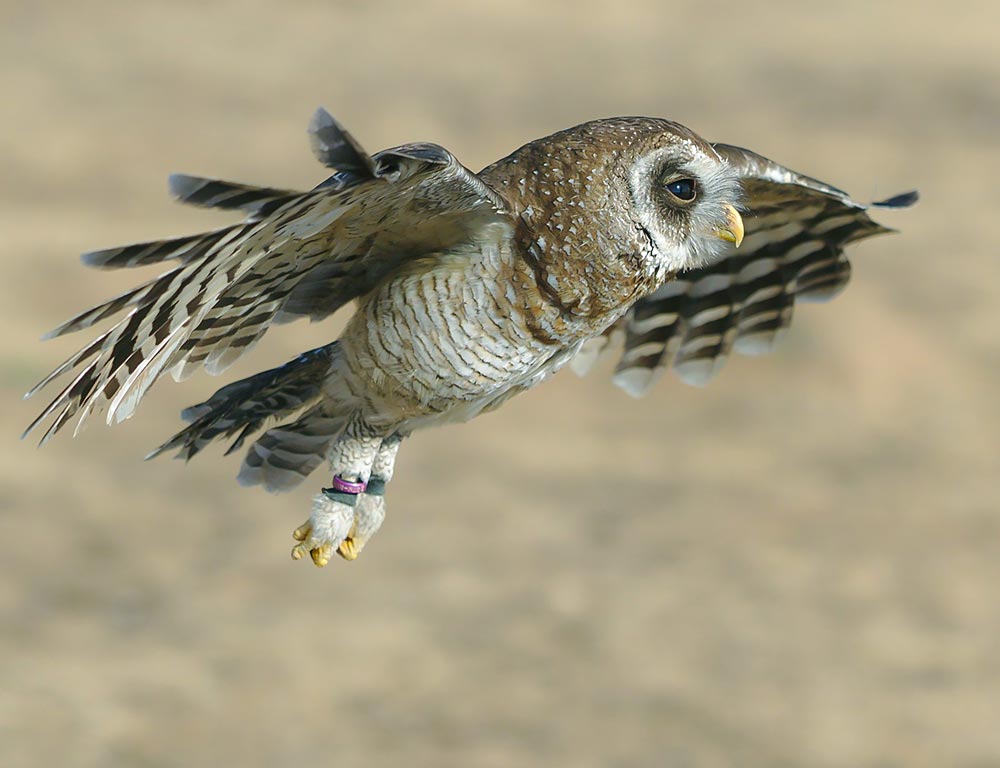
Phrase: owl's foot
[
  {"left": 338, "top": 487, "right": 386, "bottom": 561},
  {"left": 290, "top": 477, "right": 387, "bottom": 566},
  {"left": 291, "top": 491, "right": 354, "bottom": 567},
  {"left": 292, "top": 425, "right": 402, "bottom": 568}
]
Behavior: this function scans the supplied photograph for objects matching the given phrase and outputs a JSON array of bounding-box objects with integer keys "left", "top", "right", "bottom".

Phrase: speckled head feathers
[{"left": 480, "top": 117, "right": 744, "bottom": 279}]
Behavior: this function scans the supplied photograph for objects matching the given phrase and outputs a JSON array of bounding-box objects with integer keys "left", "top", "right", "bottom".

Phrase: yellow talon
[
  {"left": 291, "top": 544, "right": 307, "bottom": 560},
  {"left": 310, "top": 543, "right": 333, "bottom": 567},
  {"left": 338, "top": 537, "right": 360, "bottom": 561},
  {"left": 292, "top": 522, "right": 312, "bottom": 542}
]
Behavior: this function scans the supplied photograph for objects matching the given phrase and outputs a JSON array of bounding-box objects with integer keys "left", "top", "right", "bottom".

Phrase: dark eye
[{"left": 666, "top": 178, "right": 697, "bottom": 202}]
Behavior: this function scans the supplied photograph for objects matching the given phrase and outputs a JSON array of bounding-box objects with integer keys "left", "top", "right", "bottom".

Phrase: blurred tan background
[{"left": 2, "top": 1, "right": 998, "bottom": 766}]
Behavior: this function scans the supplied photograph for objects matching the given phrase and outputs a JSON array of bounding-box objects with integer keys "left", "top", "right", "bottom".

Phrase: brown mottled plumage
[{"left": 24, "top": 109, "right": 916, "bottom": 566}]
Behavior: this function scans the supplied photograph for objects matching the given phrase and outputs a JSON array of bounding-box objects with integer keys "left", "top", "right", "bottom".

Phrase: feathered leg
[
  {"left": 338, "top": 432, "right": 406, "bottom": 560},
  {"left": 290, "top": 415, "right": 391, "bottom": 567}
]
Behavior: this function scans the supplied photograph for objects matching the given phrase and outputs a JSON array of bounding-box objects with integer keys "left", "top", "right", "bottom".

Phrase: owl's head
[
  {"left": 623, "top": 119, "right": 745, "bottom": 272},
  {"left": 484, "top": 117, "right": 744, "bottom": 278}
]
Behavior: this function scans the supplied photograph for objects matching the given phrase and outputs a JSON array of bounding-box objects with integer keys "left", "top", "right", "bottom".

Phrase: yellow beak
[{"left": 715, "top": 204, "right": 744, "bottom": 247}]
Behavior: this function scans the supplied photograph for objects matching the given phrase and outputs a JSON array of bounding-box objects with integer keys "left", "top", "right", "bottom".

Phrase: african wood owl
[{"left": 25, "top": 109, "right": 916, "bottom": 567}]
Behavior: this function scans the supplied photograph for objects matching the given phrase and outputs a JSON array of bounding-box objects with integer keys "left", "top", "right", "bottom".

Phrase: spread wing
[
  {"left": 574, "top": 144, "right": 918, "bottom": 396},
  {"left": 24, "top": 108, "right": 510, "bottom": 444}
]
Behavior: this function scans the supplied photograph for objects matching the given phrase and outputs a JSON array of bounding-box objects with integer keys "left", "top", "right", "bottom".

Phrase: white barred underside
[{"left": 341, "top": 238, "right": 558, "bottom": 428}]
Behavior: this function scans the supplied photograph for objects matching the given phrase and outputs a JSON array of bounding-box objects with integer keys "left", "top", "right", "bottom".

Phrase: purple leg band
[{"left": 331, "top": 475, "right": 367, "bottom": 495}]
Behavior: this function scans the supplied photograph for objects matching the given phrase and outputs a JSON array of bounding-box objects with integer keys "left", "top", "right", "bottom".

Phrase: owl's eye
[{"left": 666, "top": 178, "right": 697, "bottom": 202}]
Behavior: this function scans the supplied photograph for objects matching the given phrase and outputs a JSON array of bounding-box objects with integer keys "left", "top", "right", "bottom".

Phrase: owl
[{"left": 24, "top": 109, "right": 916, "bottom": 567}]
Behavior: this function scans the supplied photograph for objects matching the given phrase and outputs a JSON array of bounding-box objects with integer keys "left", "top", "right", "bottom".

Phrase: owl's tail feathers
[
  {"left": 235, "top": 405, "right": 344, "bottom": 493},
  {"left": 146, "top": 343, "right": 340, "bottom": 477}
]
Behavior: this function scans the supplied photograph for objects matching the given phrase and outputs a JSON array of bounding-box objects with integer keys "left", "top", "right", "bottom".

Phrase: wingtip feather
[
  {"left": 309, "top": 106, "right": 335, "bottom": 131},
  {"left": 307, "top": 107, "right": 375, "bottom": 176},
  {"left": 80, "top": 249, "right": 109, "bottom": 269},
  {"left": 674, "top": 357, "right": 725, "bottom": 387},
  {"left": 612, "top": 367, "right": 658, "bottom": 398},
  {"left": 168, "top": 173, "right": 201, "bottom": 201},
  {"left": 872, "top": 190, "right": 919, "bottom": 209}
]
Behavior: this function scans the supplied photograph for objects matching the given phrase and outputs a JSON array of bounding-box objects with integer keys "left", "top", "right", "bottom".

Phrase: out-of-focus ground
[{"left": 2, "top": 2, "right": 998, "bottom": 766}]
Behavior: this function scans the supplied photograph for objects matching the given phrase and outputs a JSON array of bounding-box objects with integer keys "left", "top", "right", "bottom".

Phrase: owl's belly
[{"left": 333, "top": 256, "right": 561, "bottom": 427}]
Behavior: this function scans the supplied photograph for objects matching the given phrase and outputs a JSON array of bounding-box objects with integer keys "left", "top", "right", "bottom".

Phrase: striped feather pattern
[
  {"left": 147, "top": 343, "right": 338, "bottom": 461},
  {"left": 167, "top": 174, "right": 305, "bottom": 219},
  {"left": 24, "top": 109, "right": 508, "bottom": 444},
  {"left": 81, "top": 224, "right": 248, "bottom": 270},
  {"left": 236, "top": 404, "right": 347, "bottom": 492}
]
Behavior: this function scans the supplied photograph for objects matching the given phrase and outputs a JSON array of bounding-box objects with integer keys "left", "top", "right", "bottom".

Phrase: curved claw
[
  {"left": 288, "top": 493, "right": 356, "bottom": 568},
  {"left": 338, "top": 537, "right": 360, "bottom": 561},
  {"left": 310, "top": 542, "right": 335, "bottom": 567},
  {"left": 291, "top": 539, "right": 334, "bottom": 567},
  {"left": 289, "top": 488, "right": 389, "bottom": 567}
]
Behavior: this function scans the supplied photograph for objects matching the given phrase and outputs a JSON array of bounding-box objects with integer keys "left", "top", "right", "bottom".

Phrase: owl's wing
[
  {"left": 573, "top": 144, "right": 917, "bottom": 395},
  {"left": 24, "top": 108, "right": 510, "bottom": 443}
]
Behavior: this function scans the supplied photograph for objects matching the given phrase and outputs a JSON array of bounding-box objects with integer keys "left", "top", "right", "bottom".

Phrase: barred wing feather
[
  {"left": 584, "top": 144, "right": 918, "bottom": 396},
  {"left": 23, "top": 108, "right": 509, "bottom": 444}
]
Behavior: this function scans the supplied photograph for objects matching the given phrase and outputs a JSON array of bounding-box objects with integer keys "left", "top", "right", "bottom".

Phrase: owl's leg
[
  {"left": 338, "top": 431, "right": 406, "bottom": 561},
  {"left": 290, "top": 415, "right": 387, "bottom": 567}
]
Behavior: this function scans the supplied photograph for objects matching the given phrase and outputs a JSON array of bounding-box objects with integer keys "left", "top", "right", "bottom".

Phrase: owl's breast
[{"left": 335, "top": 238, "right": 560, "bottom": 423}]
